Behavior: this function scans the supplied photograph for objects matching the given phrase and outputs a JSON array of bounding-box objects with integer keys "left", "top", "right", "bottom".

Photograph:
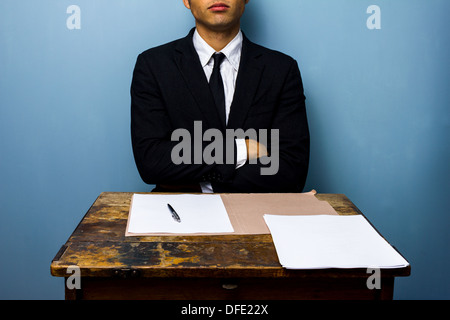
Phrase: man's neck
[{"left": 195, "top": 23, "right": 241, "bottom": 52}]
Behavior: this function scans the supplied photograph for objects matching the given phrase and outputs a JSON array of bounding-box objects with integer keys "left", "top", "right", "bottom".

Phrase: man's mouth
[{"left": 208, "top": 3, "right": 230, "bottom": 12}]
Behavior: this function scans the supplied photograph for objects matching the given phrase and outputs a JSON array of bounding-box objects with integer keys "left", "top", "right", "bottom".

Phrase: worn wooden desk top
[{"left": 50, "top": 193, "right": 410, "bottom": 279}]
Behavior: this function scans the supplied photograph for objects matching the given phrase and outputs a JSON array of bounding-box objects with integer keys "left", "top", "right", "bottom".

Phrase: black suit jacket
[{"left": 131, "top": 29, "right": 310, "bottom": 193}]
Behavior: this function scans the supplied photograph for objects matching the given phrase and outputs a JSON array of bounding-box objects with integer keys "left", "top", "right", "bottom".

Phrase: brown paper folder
[
  {"left": 221, "top": 191, "right": 338, "bottom": 235},
  {"left": 125, "top": 191, "right": 338, "bottom": 236}
]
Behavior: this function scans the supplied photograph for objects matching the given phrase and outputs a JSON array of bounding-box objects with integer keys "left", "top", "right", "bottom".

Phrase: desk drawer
[{"left": 67, "top": 276, "right": 393, "bottom": 300}]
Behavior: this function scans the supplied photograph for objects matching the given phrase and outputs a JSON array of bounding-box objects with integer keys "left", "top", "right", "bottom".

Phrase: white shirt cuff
[{"left": 235, "top": 138, "right": 247, "bottom": 169}]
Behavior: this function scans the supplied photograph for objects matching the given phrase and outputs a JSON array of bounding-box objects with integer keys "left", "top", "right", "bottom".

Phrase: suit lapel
[
  {"left": 174, "top": 29, "right": 224, "bottom": 130},
  {"left": 227, "top": 35, "right": 265, "bottom": 130},
  {"left": 174, "top": 30, "right": 265, "bottom": 131}
]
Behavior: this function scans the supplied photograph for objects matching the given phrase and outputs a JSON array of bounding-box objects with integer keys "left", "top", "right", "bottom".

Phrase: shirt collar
[{"left": 193, "top": 28, "right": 243, "bottom": 72}]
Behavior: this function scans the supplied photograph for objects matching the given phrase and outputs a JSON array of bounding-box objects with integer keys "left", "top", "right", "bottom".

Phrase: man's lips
[{"left": 209, "top": 3, "right": 230, "bottom": 12}]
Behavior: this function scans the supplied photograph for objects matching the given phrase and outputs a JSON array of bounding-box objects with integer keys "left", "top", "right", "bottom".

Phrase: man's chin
[{"left": 203, "top": 20, "right": 239, "bottom": 33}]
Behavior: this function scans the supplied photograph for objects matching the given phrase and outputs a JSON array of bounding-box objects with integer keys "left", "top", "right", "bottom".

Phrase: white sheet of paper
[
  {"left": 127, "top": 194, "right": 234, "bottom": 234},
  {"left": 264, "top": 215, "right": 409, "bottom": 269}
]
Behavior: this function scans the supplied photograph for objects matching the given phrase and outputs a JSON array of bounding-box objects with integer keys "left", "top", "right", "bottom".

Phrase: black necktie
[{"left": 209, "top": 52, "right": 226, "bottom": 126}]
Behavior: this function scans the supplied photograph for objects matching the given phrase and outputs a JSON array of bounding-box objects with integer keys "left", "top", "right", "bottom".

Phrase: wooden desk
[{"left": 50, "top": 193, "right": 410, "bottom": 300}]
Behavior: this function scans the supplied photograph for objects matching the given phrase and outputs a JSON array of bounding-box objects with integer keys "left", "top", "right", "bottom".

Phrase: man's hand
[{"left": 246, "top": 139, "right": 268, "bottom": 160}]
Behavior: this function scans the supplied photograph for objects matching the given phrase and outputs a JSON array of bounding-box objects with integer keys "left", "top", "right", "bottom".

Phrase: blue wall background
[{"left": 0, "top": 0, "right": 448, "bottom": 300}]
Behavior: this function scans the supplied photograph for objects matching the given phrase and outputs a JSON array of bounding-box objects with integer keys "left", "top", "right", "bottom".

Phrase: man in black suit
[{"left": 131, "top": 0, "right": 309, "bottom": 193}]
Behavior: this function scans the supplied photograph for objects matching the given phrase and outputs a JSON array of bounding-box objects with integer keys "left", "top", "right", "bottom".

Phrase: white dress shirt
[{"left": 192, "top": 29, "right": 247, "bottom": 193}]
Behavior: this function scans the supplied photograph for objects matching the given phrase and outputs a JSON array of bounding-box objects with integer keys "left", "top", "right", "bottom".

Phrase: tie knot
[{"left": 213, "top": 52, "right": 226, "bottom": 68}]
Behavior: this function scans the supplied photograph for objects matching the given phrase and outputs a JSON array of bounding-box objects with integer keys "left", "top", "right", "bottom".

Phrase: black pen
[{"left": 167, "top": 203, "right": 181, "bottom": 223}]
